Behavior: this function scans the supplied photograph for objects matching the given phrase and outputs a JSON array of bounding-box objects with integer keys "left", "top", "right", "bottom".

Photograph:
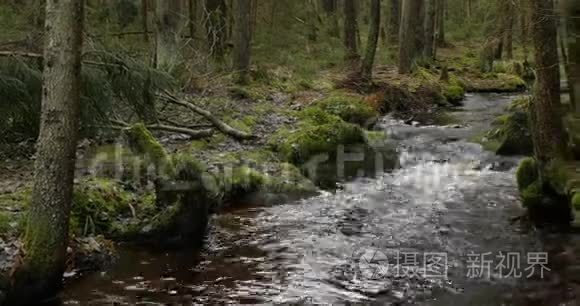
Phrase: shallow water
[{"left": 59, "top": 94, "right": 551, "bottom": 305}]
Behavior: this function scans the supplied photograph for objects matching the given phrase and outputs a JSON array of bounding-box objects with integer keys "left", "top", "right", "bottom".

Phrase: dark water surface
[{"left": 59, "top": 94, "right": 556, "bottom": 305}]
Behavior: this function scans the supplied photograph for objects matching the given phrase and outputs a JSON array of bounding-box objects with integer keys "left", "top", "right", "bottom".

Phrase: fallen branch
[
  {"left": 109, "top": 119, "right": 213, "bottom": 139},
  {"left": 159, "top": 91, "right": 256, "bottom": 140}
]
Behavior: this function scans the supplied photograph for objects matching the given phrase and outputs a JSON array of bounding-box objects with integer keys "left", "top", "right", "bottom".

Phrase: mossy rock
[
  {"left": 269, "top": 118, "right": 366, "bottom": 165},
  {"left": 442, "top": 82, "right": 465, "bottom": 106},
  {"left": 71, "top": 178, "right": 137, "bottom": 237},
  {"left": 521, "top": 180, "right": 544, "bottom": 208},
  {"left": 516, "top": 157, "right": 538, "bottom": 191},
  {"left": 312, "top": 93, "right": 379, "bottom": 126},
  {"left": 485, "top": 102, "right": 533, "bottom": 156}
]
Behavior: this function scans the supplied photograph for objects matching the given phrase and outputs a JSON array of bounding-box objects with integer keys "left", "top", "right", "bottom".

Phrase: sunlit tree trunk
[
  {"left": 529, "top": 0, "right": 567, "bottom": 177},
  {"left": 233, "top": 0, "right": 251, "bottom": 84},
  {"left": 387, "top": 0, "right": 400, "bottom": 44},
  {"left": 361, "top": 0, "right": 381, "bottom": 81},
  {"left": 154, "top": 0, "right": 184, "bottom": 68},
  {"left": 344, "top": 0, "right": 359, "bottom": 63},
  {"left": 399, "top": 0, "right": 421, "bottom": 74},
  {"left": 8, "top": 0, "right": 84, "bottom": 303}
]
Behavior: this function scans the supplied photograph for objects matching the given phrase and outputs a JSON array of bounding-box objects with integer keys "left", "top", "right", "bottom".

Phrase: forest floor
[{"left": 0, "top": 43, "right": 532, "bottom": 296}]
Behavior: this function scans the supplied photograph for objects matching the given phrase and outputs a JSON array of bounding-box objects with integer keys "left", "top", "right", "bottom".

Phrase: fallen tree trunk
[{"left": 159, "top": 91, "right": 256, "bottom": 140}]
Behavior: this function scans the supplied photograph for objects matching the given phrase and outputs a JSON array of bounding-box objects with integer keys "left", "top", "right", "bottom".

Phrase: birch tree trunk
[
  {"left": 8, "top": 0, "right": 84, "bottom": 303},
  {"left": 233, "top": 0, "right": 252, "bottom": 84}
]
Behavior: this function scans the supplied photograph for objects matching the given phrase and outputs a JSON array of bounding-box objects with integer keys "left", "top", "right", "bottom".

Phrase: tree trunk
[
  {"left": 529, "top": 0, "right": 567, "bottom": 175},
  {"left": 520, "top": 0, "right": 529, "bottom": 60},
  {"left": 322, "top": 0, "right": 340, "bottom": 37},
  {"left": 436, "top": 0, "right": 446, "bottom": 45},
  {"left": 154, "top": 0, "right": 184, "bottom": 68},
  {"left": 343, "top": 0, "right": 359, "bottom": 63},
  {"left": 188, "top": 0, "right": 196, "bottom": 38},
  {"left": 205, "top": 0, "right": 227, "bottom": 59},
  {"left": 424, "top": 0, "right": 436, "bottom": 59},
  {"left": 361, "top": 0, "right": 381, "bottom": 82},
  {"left": 399, "top": 0, "right": 421, "bottom": 74},
  {"left": 503, "top": 0, "right": 515, "bottom": 59},
  {"left": 411, "top": 0, "right": 425, "bottom": 60},
  {"left": 387, "top": 0, "right": 400, "bottom": 44},
  {"left": 8, "top": 0, "right": 84, "bottom": 303},
  {"left": 142, "top": 0, "right": 149, "bottom": 43},
  {"left": 563, "top": 0, "right": 580, "bottom": 112},
  {"left": 233, "top": 0, "right": 251, "bottom": 84}
]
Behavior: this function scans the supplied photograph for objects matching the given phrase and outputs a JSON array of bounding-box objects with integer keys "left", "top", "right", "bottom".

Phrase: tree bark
[
  {"left": 8, "top": 0, "right": 84, "bottom": 303},
  {"left": 343, "top": 0, "right": 359, "bottom": 63},
  {"left": 529, "top": 0, "right": 567, "bottom": 175},
  {"left": 424, "top": 0, "right": 436, "bottom": 59},
  {"left": 563, "top": 0, "right": 580, "bottom": 112},
  {"left": 398, "top": 0, "right": 421, "bottom": 74},
  {"left": 154, "top": 0, "right": 184, "bottom": 68},
  {"left": 436, "top": 0, "right": 446, "bottom": 45},
  {"left": 142, "top": 0, "right": 149, "bottom": 43},
  {"left": 414, "top": 0, "right": 425, "bottom": 58},
  {"left": 361, "top": 0, "right": 381, "bottom": 82},
  {"left": 233, "top": 0, "right": 252, "bottom": 84},
  {"left": 387, "top": 0, "right": 400, "bottom": 44},
  {"left": 503, "top": 0, "right": 515, "bottom": 59}
]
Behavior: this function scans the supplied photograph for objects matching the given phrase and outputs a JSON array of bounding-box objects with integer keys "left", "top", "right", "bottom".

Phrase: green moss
[
  {"left": 126, "top": 123, "right": 173, "bottom": 175},
  {"left": 521, "top": 180, "right": 543, "bottom": 208},
  {"left": 220, "top": 166, "right": 267, "bottom": 198},
  {"left": 270, "top": 119, "right": 365, "bottom": 164},
  {"left": 485, "top": 109, "right": 533, "bottom": 156},
  {"left": 516, "top": 158, "right": 538, "bottom": 191},
  {"left": 263, "top": 162, "right": 317, "bottom": 195},
  {"left": 442, "top": 83, "right": 465, "bottom": 105},
  {"left": 572, "top": 192, "right": 580, "bottom": 211},
  {"left": 312, "top": 93, "right": 378, "bottom": 126},
  {"left": 71, "top": 178, "right": 135, "bottom": 236}
]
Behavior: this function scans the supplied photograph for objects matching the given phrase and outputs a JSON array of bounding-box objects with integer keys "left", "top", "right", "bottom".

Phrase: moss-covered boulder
[
  {"left": 516, "top": 157, "right": 538, "bottom": 191},
  {"left": 483, "top": 97, "right": 533, "bottom": 156},
  {"left": 269, "top": 116, "right": 366, "bottom": 165},
  {"left": 312, "top": 93, "right": 379, "bottom": 127},
  {"left": 442, "top": 78, "right": 466, "bottom": 106},
  {"left": 203, "top": 149, "right": 318, "bottom": 206}
]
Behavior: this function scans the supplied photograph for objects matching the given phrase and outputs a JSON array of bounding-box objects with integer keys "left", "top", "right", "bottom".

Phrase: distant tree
[
  {"left": 321, "top": 0, "right": 340, "bottom": 37},
  {"left": 528, "top": 0, "right": 567, "bottom": 177},
  {"left": 154, "top": 0, "right": 184, "bottom": 68},
  {"left": 233, "top": 0, "right": 252, "bottom": 84},
  {"left": 344, "top": 0, "right": 359, "bottom": 63},
  {"left": 361, "top": 0, "right": 381, "bottom": 82},
  {"left": 206, "top": 0, "right": 228, "bottom": 59},
  {"left": 387, "top": 0, "right": 400, "bottom": 44},
  {"left": 436, "top": 0, "right": 446, "bottom": 45},
  {"left": 424, "top": 0, "right": 437, "bottom": 59},
  {"left": 503, "top": 0, "right": 515, "bottom": 59},
  {"left": 414, "top": 0, "right": 425, "bottom": 58},
  {"left": 399, "top": 0, "right": 422, "bottom": 74},
  {"left": 562, "top": 0, "right": 580, "bottom": 111},
  {"left": 8, "top": 0, "right": 84, "bottom": 303}
]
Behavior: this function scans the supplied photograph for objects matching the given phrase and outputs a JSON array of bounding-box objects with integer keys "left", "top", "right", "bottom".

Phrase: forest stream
[{"left": 56, "top": 93, "right": 566, "bottom": 305}]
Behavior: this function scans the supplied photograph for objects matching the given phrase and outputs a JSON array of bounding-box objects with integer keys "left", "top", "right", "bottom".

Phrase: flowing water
[{"left": 58, "top": 94, "right": 553, "bottom": 305}]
